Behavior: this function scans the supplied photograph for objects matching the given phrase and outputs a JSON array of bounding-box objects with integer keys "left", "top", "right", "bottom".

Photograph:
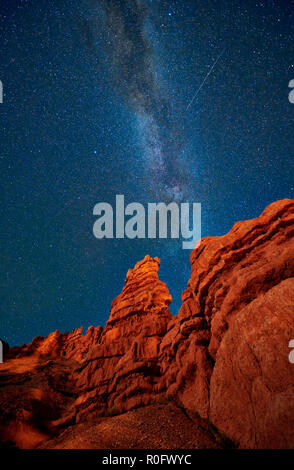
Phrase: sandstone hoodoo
[
  {"left": 0, "top": 199, "right": 293, "bottom": 449},
  {"left": 74, "top": 255, "right": 173, "bottom": 421}
]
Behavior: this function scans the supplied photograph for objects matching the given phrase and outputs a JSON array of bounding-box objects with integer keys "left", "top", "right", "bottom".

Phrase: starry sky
[{"left": 1, "top": 0, "right": 294, "bottom": 346}]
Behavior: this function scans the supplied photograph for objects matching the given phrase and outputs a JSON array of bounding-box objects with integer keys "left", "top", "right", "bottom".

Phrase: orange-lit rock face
[
  {"left": 74, "top": 255, "right": 172, "bottom": 421},
  {"left": 0, "top": 356, "right": 79, "bottom": 449},
  {"left": 7, "top": 326, "right": 103, "bottom": 363},
  {"left": 108, "top": 255, "right": 172, "bottom": 323},
  {"left": 1, "top": 200, "right": 294, "bottom": 449},
  {"left": 159, "top": 199, "right": 294, "bottom": 448}
]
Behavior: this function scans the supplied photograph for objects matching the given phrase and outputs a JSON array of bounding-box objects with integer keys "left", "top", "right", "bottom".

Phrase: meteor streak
[{"left": 186, "top": 47, "right": 226, "bottom": 111}]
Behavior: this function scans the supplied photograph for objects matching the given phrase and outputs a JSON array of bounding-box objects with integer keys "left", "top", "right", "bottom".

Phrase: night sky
[{"left": 1, "top": 0, "right": 294, "bottom": 346}]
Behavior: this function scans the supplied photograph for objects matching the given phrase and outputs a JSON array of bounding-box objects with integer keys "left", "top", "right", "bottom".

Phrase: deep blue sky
[{"left": 1, "top": 0, "right": 293, "bottom": 345}]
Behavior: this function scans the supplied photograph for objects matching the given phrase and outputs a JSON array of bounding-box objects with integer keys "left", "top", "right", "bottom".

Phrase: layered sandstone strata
[
  {"left": 159, "top": 198, "right": 294, "bottom": 448},
  {"left": 1, "top": 199, "right": 293, "bottom": 449}
]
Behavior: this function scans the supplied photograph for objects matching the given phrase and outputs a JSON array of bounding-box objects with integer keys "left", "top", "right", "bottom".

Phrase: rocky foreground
[{"left": 0, "top": 199, "right": 294, "bottom": 449}]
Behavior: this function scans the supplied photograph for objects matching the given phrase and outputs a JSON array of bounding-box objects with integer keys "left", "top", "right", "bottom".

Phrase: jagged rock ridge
[{"left": 1, "top": 199, "right": 294, "bottom": 449}]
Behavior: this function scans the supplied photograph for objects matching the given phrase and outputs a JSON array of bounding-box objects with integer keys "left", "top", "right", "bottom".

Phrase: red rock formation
[
  {"left": 159, "top": 198, "right": 294, "bottom": 448},
  {"left": 0, "top": 326, "right": 102, "bottom": 448},
  {"left": 7, "top": 325, "right": 102, "bottom": 362},
  {"left": 0, "top": 355, "right": 79, "bottom": 448},
  {"left": 74, "top": 255, "right": 172, "bottom": 421},
  {"left": 1, "top": 199, "right": 294, "bottom": 449}
]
